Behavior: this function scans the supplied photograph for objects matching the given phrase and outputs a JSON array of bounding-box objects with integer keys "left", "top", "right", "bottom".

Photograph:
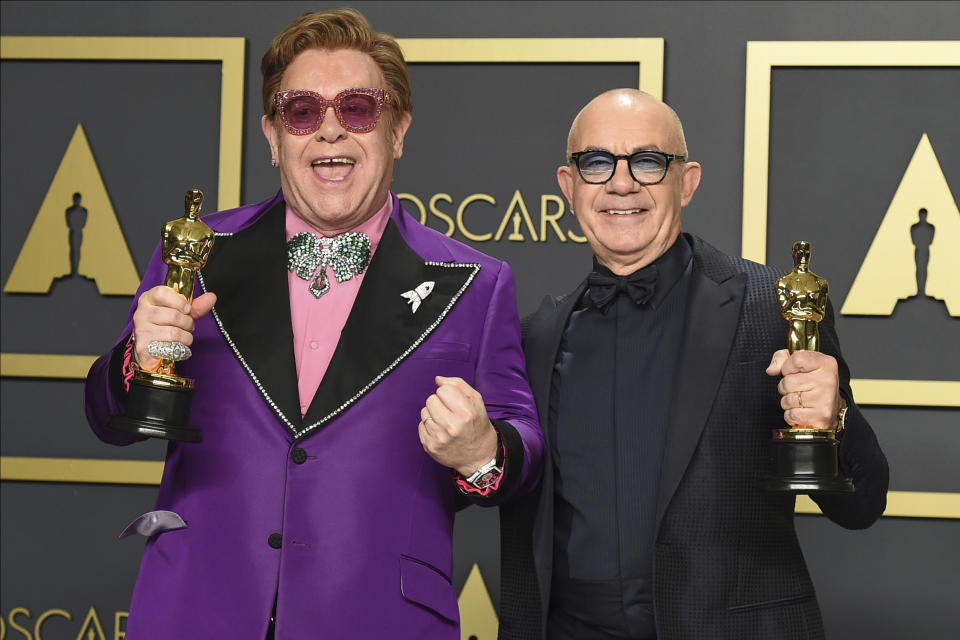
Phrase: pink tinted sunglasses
[{"left": 273, "top": 87, "right": 391, "bottom": 135}]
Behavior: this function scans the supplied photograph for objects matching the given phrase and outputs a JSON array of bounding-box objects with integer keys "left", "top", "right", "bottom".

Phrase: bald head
[
  {"left": 556, "top": 87, "right": 702, "bottom": 274},
  {"left": 566, "top": 89, "right": 688, "bottom": 158}
]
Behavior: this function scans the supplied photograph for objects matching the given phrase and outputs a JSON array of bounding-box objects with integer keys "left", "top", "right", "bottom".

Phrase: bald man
[{"left": 498, "top": 90, "right": 888, "bottom": 640}]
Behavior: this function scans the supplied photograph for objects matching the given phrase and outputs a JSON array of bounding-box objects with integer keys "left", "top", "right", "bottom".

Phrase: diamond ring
[{"left": 147, "top": 340, "right": 192, "bottom": 362}]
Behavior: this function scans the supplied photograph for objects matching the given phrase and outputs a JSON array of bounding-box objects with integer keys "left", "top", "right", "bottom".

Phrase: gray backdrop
[{"left": 2, "top": 2, "right": 958, "bottom": 638}]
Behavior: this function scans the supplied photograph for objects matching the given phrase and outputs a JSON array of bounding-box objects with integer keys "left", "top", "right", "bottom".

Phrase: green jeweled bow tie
[{"left": 286, "top": 231, "right": 372, "bottom": 298}]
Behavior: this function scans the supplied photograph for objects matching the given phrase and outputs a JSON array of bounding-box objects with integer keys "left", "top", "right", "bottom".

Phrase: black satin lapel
[
  {"left": 300, "top": 221, "right": 477, "bottom": 433},
  {"left": 655, "top": 268, "right": 746, "bottom": 529},
  {"left": 198, "top": 201, "right": 301, "bottom": 433}
]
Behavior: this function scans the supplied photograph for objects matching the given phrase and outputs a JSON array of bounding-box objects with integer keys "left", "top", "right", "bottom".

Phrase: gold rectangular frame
[
  {"left": 0, "top": 37, "right": 663, "bottom": 485},
  {"left": 742, "top": 41, "right": 960, "bottom": 409},
  {"left": 0, "top": 36, "right": 245, "bottom": 379},
  {"left": 742, "top": 41, "right": 960, "bottom": 519}
]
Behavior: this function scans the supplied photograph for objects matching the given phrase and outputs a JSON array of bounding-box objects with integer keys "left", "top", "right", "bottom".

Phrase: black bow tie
[{"left": 586, "top": 266, "right": 658, "bottom": 310}]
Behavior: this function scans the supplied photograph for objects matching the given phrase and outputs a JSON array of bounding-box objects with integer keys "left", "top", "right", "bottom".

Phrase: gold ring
[{"left": 797, "top": 391, "right": 804, "bottom": 408}]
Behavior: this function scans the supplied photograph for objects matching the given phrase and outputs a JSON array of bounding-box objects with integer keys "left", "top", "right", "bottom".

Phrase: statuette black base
[
  {"left": 764, "top": 437, "right": 853, "bottom": 493},
  {"left": 107, "top": 376, "right": 201, "bottom": 443}
]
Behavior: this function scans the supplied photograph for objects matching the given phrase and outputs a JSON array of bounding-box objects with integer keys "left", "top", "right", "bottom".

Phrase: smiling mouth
[
  {"left": 311, "top": 157, "right": 356, "bottom": 182},
  {"left": 602, "top": 208, "right": 646, "bottom": 215}
]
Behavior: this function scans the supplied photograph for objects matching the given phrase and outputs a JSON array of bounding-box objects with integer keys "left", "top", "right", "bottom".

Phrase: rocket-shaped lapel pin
[{"left": 401, "top": 281, "right": 435, "bottom": 313}]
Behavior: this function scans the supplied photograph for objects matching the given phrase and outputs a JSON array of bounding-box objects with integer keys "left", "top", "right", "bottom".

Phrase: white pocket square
[{"left": 119, "top": 510, "right": 187, "bottom": 538}]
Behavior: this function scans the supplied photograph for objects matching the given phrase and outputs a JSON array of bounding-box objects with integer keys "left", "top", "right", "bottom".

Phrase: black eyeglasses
[{"left": 569, "top": 149, "right": 686, "bottom": 185}]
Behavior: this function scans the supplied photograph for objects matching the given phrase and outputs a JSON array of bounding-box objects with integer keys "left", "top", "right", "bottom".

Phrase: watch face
[{"left": 472, "top": 470, "right": 501, "bottom": 490}]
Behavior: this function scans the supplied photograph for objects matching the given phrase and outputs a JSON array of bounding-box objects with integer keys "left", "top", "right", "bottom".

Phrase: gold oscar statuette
[
  {"left": 107, "top": 189, "right": 214, "bottom": 442},
  {"left": 764, "top": 240, "right": 854, "bottom": 493}
]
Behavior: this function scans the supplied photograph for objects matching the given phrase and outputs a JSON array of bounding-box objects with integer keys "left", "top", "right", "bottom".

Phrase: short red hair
[{"left": 261, "top": 8, "right": 412, "bottom": 123}]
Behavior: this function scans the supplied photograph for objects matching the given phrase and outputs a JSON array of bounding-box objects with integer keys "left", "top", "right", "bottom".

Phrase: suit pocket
[
  {"left": 118, "top": 510, "right": 187, "bottom": 539},
  {"left": 407, "top": 341, "right": 471, "bottom": 362},
  {"left": 727, "top": 592, "right": 814, "bottom": 612},
  {"left": 399, "top": 555, "right": 458, "bottom": 623}
]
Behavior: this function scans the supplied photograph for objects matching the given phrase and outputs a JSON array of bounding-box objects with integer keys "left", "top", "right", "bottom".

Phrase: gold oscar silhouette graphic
[
  {"left": 107, "top": 189, "right": 213, "bottom": 442},
  {"left": 508, "top": 211, "right": 525, "bottom": 241},
  {"left": 841, "top": 134, "right": 959, "bottom": 317},
  {"left": 765, "top": 241, "right": 854, "bottom": 493},
  {"left": 3, "top": 124, "right": 140, "bottom": 295}
]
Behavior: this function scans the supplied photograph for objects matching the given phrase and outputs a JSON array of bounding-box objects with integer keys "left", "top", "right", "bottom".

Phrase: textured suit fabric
[
  {"left": 84, "top": 191, "right": 543, "bottom": 640},
  {"left": 499, "top": 234, "right": 888, "bottom": 640}
]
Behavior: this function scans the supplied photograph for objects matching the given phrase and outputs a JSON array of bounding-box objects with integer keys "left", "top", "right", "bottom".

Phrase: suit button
[
  {"left": 291, "top": 448, "right": 307, "bottom": 464},
  {"left": 268, "top": 533, "right": 282, "bottom": 549}
]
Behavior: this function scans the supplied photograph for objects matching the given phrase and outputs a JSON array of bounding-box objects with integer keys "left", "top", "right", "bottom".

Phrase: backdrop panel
[{"left": 2, "top": 2, "right": 958, "bottom": 638}]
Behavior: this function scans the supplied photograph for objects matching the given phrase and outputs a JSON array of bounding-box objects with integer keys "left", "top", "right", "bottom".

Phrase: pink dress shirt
[{"left": 286, "top": 198, "right": 392, "bottom": 416}]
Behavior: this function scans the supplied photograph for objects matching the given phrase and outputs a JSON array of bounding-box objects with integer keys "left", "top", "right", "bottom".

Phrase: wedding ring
[
  {"left": 147, "top": 340, "right": 192, "bottom": 362},
  {"left": 796, "top": 391, "right": 804, "bottom": 408}
]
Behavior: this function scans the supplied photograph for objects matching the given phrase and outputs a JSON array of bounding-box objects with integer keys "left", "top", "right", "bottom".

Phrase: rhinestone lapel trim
[{"left": 199, "top": 262, "right": 481, "bottom": 439}]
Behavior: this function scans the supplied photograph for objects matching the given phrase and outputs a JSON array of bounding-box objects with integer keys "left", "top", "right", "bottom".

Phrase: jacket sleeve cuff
[
  {"left": 454, "top": 418, "right": 525, "bottom": 501},
  {"left": 455, "top": 437, "right": 506, "bottom": 496},
  {"left": 109, "top": 332, "right": 135, "bottom": 403}
]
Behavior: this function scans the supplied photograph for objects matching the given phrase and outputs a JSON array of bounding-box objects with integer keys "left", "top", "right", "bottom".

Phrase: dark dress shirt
[{"left": 547, "top": 237, "right": 693, "bottom": 639}]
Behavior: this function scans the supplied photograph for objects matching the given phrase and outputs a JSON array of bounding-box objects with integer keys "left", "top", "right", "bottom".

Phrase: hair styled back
[{"left": 260, "top": 8, "right": 412, "bottom": 120}]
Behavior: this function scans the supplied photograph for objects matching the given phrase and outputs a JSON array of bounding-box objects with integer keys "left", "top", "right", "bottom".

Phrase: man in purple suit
[{"left": 84, "top": 9, "right": 543, "bottom": 639}]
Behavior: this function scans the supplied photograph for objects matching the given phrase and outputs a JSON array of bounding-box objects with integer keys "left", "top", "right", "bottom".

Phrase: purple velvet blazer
[{"left": 84, "top": 191, "right": 543, "bottom": 639}]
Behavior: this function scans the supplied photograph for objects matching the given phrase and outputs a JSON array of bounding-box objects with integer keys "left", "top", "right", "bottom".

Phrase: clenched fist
[{"left": 419, "top": 376, "right": 499, "bottom": 477}]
